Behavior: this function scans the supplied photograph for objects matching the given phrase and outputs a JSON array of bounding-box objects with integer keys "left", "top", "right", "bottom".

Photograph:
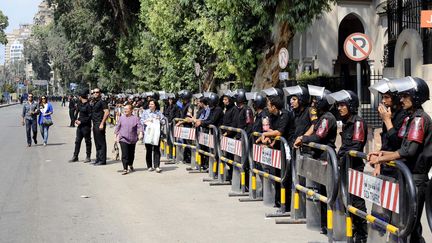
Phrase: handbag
[
  {"left": 144, "top": 119, "right": 161, "bottom": 146},
  {"left": 42, "top": 117, "right": 53, "bottom": 126}
]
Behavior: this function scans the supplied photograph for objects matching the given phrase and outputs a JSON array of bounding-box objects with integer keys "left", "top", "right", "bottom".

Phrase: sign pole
[{"left": 356, "top": 62, "right": 362, "bottom": 116}]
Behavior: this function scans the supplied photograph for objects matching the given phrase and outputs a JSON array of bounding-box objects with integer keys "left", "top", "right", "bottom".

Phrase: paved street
[{"left": 0, "top": 103, "right": 329, "bottom": 242}]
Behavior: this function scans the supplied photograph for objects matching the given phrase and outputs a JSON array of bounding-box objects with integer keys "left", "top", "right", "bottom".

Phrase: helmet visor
[
  {"left": 203, "top": 92, "right": 213, "bottom": 98},
  {"left": 388, "top": 76, "right": 418, "bottom": 93},
  {"left": 327, "top": 90, "right": 351, "bottom": 104},
  {"left": 245, "top": 92, "right": 258, "bottom": 101},
  {"left": 307, "top": 85, "right": 325, "bottom": 98},
  {"left": 193, "top": 93, "right": 203, "bottom": 99},
  {"left": 283, "top": 85, "right": 302, "bottom": 96},
  {"left": 368, "top": 78, "right": 392, "bottom": 97},
  {"left": 160, "top": 94, "right": 169, "bottom": 100},
  {"left": 223, "top": 90, "right": 235, "bottom": 98},
  {"left": 262, "top": 87, "right": 279, "bottom": 97}
]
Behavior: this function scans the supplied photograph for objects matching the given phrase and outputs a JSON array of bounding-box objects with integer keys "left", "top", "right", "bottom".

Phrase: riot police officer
[
  {"left": 284, "top": 85, "right": 318, "bottom": 146},
  {"left": 295, "top": 85, "right": 337, "bottom": 234},
  {"left": 233, "top": 89, "right": 254, "bottom": 135},
  {"left": 246, "top": 92, "right": 268, "bottom": 133},
  {"left": 328, "top": 90, "right": 368, "bottom": 242},
  {"left": 369, "top": 78, "right": 409, "bottom": 177},
  {"left": 368, "top": 77, "right": 431, "bottom": 243},
  {"left": 259, "top": 87, "right": 295, "bottom": 208},
  {"left": 176, "top": 90, "right": 194, "bottom": 164}
]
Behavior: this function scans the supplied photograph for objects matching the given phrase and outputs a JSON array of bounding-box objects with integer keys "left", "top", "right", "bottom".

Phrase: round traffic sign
[
  {"left": 343, "top": 33, "right": 372, "bottom": 62},
  {"left": 278, "top": 47, "right": 289, "bottom": 69}
]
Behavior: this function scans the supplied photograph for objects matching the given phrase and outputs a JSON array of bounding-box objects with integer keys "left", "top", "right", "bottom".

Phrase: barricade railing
[
  {"left": 159, "top": 118, "right": 175, "bottom": 164},
  {"left": 277, "top": 142, "right": 344, "bottom": 240},
  {"left": 426, "top": 178, "right": 432, "bottom": 233},
  {"left": 343, "top": 151, "right": 417, "bottom": 243},
  {"left": 209, "top": 126, "right": 249, "bottom": 197},
  {"left": 171, "top": 118, "right": 198, "bottom": 171},
  {"left": 241, "top": 132, "right": 290, "bottom": 217},
  {"left": 195, "top": 125, "right": 220, "bottom": 178}
]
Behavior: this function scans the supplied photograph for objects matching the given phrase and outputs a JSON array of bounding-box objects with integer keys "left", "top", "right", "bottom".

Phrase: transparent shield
[
  {"left": 368, "top": 78, "right": 391, "bottom": 98},
  {"left": 327, "top": 90, "right": 351, "bottom": 104},
  {"left": 388, "top": 76, "right": 417, "bottom": 93},
  {"left": 245, "top": 92, "right": 258, "bottom": 101},
  {"left": 261, "top": 87, "right": 279, "bottom": 97},
  {"left": 283, "top": 85, "right": 303, "bottom": 96},
  {"left": 307, "top": 85, "right": 325, "bottom": 98}
]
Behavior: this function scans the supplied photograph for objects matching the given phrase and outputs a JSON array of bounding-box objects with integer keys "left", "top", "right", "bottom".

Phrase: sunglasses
[{"left": 94, "top": 91, "right": 100, "bottom": 93}]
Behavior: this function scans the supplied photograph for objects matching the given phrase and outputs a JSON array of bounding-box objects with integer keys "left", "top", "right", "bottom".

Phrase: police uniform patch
[
  {"left": 316, "top": 118, "right": 328, "bottom": 138},
  {"left": 407, "top": 116, "right": 425, "bottom": 143},
  {"left": 398, "top": 116, "right": 409, "bottom": 138},
  {"left": 353, "top": 120, "right": 365, "bottom": 142}
]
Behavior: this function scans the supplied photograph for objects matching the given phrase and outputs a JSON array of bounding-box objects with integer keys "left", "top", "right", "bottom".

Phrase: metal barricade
[
  {"left": 209, "top": 126, "right": 249, "bottom": 197},
  {"left": 195, "top": 125, "right": 220, "bottom": 178},
  {"left": 426, "top": 178, "right": 432, "bottom": 233},
  {"left": 277, "top": 142, "right": 344, "bottom": 241},
  {"left": 343, "top": 151, "right": 417, "bottom": 243},
  {"left": 171, "top": 118, "right": 198, "bottom": 171},
  {"left": 159, "top": 118, "right": 175, "bottom": 164},
  {"left": 241, "top": 132, "right": 290, "bottom": 217}
]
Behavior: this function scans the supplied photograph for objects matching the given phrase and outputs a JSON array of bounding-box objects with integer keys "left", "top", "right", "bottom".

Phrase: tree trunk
[{"left": 252, "top": 20, "right": 294, "bottom": 91}]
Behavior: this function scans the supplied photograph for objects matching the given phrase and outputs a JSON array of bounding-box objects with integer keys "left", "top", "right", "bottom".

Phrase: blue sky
[{"left": 0, "top": 0, "right": 42, "bottom": 64}]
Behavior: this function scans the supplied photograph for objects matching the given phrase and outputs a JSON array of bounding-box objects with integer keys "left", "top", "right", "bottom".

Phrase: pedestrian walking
[
  {"left": 91, "top": 88, "right": 109, "bottom": 166},
  {"left": 21, "top": 93, "right": 39, "bottom": 147},
  {"left": 141, "top": 99, "right": 165, "bottom": 173},
  {"left": 114, "top": 104, "right": 142, "bottom": 175},
  {"left": 69, "top": 91, "right": 92, "bottom": 163},
  {"left": 37, "top": 95, "right": 53, "bottom": 146}
]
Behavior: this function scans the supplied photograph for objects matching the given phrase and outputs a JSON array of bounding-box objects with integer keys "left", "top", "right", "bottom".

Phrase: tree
[{"left": 0, "top": 10, "right": 9, "bottom": 45}]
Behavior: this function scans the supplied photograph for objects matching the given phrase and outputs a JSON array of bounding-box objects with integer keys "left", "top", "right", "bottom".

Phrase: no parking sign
[{"left": 343, "top": 33, "right": 372, "bottom": 61}]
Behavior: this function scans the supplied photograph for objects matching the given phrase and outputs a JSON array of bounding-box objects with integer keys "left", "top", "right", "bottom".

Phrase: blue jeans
[
  {"left": 25, "top": 119, "right": 37, "bottom": 145},
  {"left": 39, "top": 124, "right": 49, "bottom": 144}
]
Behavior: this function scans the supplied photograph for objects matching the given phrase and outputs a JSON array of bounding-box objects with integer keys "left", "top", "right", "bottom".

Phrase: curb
[{"left": 0, "top": 103, "right": 19, "bottom": 108}]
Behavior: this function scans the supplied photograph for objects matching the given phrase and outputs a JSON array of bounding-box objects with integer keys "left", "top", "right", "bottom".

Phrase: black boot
[
  {"left": 83, "top": 156, "right": 91, "bottom": 163},
  {"left": 68, "top": 156, "right": 78, "bottom": 162}
]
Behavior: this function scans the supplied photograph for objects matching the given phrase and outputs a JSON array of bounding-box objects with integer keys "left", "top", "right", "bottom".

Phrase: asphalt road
[{"left": 0, "top": 103, "right": 430, "bottom": 242}]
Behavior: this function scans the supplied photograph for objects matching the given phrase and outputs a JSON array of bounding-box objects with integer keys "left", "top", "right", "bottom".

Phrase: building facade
[{"left": 289, "top": 0, "right": 432, "bottom": 112}]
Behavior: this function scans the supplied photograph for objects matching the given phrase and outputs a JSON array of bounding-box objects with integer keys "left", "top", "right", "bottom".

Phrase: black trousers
[
  {"left": 25, "top": 119, "right": 37, "bottom": 145},
  {"left": 69, "top": 109, "right": 76, "bottom": 127},
  {"left": 408, "top": 174, "right": 428, "bottom": 243},
  {"left": 119, "top": 142, "right": 136, "bottom": 170},
  {"left": 93, "top": 123, "right": 107, "bottom": 163},
  {"left": 351, "top": 164, "right": 368, "bottom": 242},
  {"left": 73, "top": 125, "right": 92, "bottom": 158},
  {"left": 145, "top": 143, "right": 161, "bottom": 169}
]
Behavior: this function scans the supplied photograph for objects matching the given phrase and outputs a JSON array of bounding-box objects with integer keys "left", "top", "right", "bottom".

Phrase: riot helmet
[
  {"left": 234, "top": 89, "right": 247, "bottom": 103},
  {"left": 388, "top": 76, "right": 430, "bottom": 108},
  {"left": 308, "top": 85, "right": 331, "bottom": 111},
  {"left": 246, "top": 92, "right": 266, "bottom": 110},
  {"left": 327, "top": 90, "right": 359, "bottom": 114},
  {"left": 283, "top": 85, "right": 310, "bottom": 107}
]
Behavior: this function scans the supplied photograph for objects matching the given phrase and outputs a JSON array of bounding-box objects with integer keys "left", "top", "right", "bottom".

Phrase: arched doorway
[{"left": 335, "top": 13, "right": 371, "bottom": 104}]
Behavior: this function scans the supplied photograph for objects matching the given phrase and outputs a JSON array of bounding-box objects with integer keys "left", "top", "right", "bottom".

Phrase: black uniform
[
  {"left": 252, "top": 108, "right": 269, "bottom": 134},
  {"left": 73, "top": 101, "right": 92, "bottom": 158},
  {"left": 293, "top": 106, "right": 318, "bottom": 143},
  {"left": 235, "top": 105, "right": 254, "bottom": 134},
  {"left": 69, "top": 98, "right": 78, "bottom": 127},
  {"left": 381, "top": 108, "right": 408, "bottom": 152},
  {"left": 92, "top": 98, "right": 109, "bottom": 164},
  {"left": 379, "top": 108, "right": 409, "bottom": 177},
  {"left": 397, "top": 109, "right": 432, "bottom": 243},
  {"left": 302, "top": 111, "right": 337, "bottom": 233},
  {"left": 179, "top": 101, "right": 194, "bottom": 163},
  {"left": 338, "top": 114, "right": 368, "bottom": 241},
  {"left": 202, "top": 106, "right": 223, "bottom": 128},
  {"left": 302, "top": 111, "right": 337, "bottom": 153},
  {"left": 268, "top": 108, "right": 295, "bottom": 207}
]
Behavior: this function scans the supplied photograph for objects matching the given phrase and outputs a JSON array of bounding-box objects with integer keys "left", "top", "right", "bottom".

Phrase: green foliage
[
  {"left": 0, "top": 10, "right": 9, "bottom": 45},
  {"left": 45, "top": 0, "right": 335, "bottom": 93}
]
